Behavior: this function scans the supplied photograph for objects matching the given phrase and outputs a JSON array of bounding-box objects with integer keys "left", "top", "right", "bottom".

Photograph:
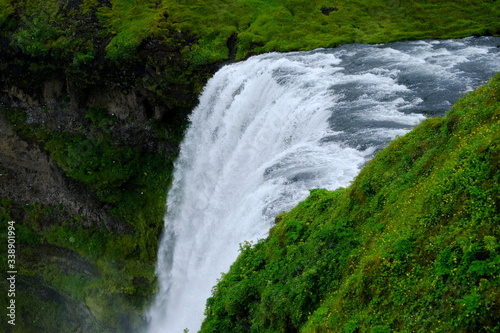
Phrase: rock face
[
  {"left": 0, "top": 44, "right": 207, "bottom": 331},
  {"left": 0, "top": 76, "right": 172, "bottom": 233},
  {"left": 0, "top": 4, "right": 213, "bottom": 326},
  {"left": 0, "top": 111, "right": 115, "bottom": 229}
]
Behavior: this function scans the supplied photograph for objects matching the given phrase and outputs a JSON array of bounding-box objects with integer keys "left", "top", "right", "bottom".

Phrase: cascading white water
[{"left": 147, "top": 37, "right": 500, "bottom": 333}]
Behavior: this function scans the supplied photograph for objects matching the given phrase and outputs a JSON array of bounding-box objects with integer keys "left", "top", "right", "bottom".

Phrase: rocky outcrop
[
  {"left": 0, "top": 46, "right": 202, "bottom": 330},
  {"left": 0, "top": 110, "right": 120, "bottom": 230},
  {"left": 0, "top": 2, "right": 209, "bottom": 330}
]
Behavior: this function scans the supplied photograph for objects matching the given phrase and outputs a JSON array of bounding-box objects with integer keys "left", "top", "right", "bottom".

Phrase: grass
[
  {"left": 3, "top": 0, "right": 500, "bottom": 64},
  {"left": 124, "top": 0, "right": 500, "bottom": 63},
  {"left": 200, "top": 73, "right": 500, "bottom": 332}
]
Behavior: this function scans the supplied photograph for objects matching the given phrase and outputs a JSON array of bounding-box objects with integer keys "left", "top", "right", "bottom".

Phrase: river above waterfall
[{"left": 146, "top": 37, "right": 500, "bottom": 333}]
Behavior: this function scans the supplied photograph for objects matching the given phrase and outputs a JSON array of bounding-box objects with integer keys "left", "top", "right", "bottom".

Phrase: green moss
[
  {"left": 201, "top": 74, "right": 500, "bottom": 331},
  {"left": 0, "top": 278, "right": 105, "bottom": 333},
  {"left": 0, "top": 194, "right": 160, "bottom": 331},
  {"left": 3, "top": 0, "right": 500, "bottom": 68},
  {"left": 45, "top": 133, "right": 141, "bottom": 203},
  {"left": 3, "top": 107, "right": 50, "bottom": 145},
  {"left": 1, "top": 104, "right": 173, "bottom": 331},
  {"left": 97, "top": 0, "right": 168, "bottom": 61},
  {"left": 0, "top": 0, "right": 13, "bottom": 27}
]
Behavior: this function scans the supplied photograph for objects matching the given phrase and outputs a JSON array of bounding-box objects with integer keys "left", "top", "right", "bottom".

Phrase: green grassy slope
[
  {"left": 201, "top": 74, "right": 500, "bottom": 332},
  {"left": 159, "top": 0, "right": 500, "bottom": 63},
  {"left": 2, "top": 0, "right": 500, "bottom": 65}
]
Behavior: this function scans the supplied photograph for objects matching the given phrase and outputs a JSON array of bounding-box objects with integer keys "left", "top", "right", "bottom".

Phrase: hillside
[
  {"left": 201, "top": 74, "right": 500, "bottom": 332},
  {"left": 2, "top": 0, "right": 500, "bottom": 64}
]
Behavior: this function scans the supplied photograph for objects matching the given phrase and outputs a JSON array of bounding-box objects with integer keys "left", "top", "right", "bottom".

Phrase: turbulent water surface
[{"left": 147, "top": 37, "right": 500, "bottom": 333}]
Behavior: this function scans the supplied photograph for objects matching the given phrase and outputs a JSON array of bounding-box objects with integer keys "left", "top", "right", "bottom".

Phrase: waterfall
[{"left": 147, "top": 37, "right": 500, "bottom": 333}]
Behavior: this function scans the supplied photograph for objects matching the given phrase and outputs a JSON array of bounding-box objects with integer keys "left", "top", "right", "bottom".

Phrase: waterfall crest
[{"left": 147, "top": 37, "right": 500, "bottom": 333}]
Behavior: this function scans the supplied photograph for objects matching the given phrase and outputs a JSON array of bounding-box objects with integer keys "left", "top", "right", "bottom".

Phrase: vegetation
[
  {"left": 0, "top": 173, "right": 167, "bottom": 331},
  {"left": 2, "top": 0, "right": 500, "bottom": 66},
  {"left": 1, "top": 106, "right": 175, "bottom": 331},
  {"left": 201, "top": 74, "right": 500, "bottom": 332}
]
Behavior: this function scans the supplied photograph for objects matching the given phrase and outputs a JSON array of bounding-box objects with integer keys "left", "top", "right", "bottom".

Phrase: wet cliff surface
[{"left": 0, "top": 12, "right": 210, "bottom": 330}]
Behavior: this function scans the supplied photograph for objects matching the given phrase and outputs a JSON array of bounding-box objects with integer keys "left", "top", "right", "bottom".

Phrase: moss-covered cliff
[
  {"left": 1, "top": 0, "right": 500, "bottom": 332},
  {"left": 201, "top": 73, "right": 500, "bottom": 332}
]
